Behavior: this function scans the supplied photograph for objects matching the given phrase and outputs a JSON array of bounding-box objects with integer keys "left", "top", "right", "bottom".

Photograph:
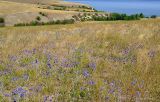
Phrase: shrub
[
  {"left": 39, "top": 12, "right": 47, "bottom": 16},
  {"left": 30, "top": 21, "right": 39, "bottom": 26},
  {"left": 91, "top": 13, "right": 142, "bottom": 21},
  {"left": 80, "top": 91, "right": 86, "bottom": 98},
  {"left": 53, "top": 6, "right": 66, "bottom": 10},
  {"left": 0, "top": 18, "right": 4, "bottom": 23},
  {"left": 150, "top": 15, "right": 157, "bottom": 18},
  {"left": 61, "top": 19, "right": 74, "bottom": 24},
  {"left": 14, "top": 19, "right": 75, "bottom": 27},
  {"left": 55, "top": 20, "right": 61, "bottom": 24},
  {"left": 36, "top": 16, "right": 41, "bottom": 21},
  {"left": 139, "top": 13, "right": 144, "bottom": 18}
]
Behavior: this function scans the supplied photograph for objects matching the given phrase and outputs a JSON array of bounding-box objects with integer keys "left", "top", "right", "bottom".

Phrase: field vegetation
[
  {"left": 14, "top": 19, "right": 75, "bottom": 26},
  {"left": 0, "top": 19, "right": 160, "bottom": 101}
]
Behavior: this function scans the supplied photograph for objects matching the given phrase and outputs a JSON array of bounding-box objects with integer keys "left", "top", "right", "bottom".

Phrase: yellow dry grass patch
[
  {"left": 0, "top": 1, "right": 78, "bottom": 26},
  {"left": 0, "top": 0, "right": 59, "bottom": 4},
  {"left": 0, "top": 1, "right": 38, "bottom": 15},
  {"left": 0, "top": 19, "right": 160, "bottom": 58},
  {"left": 0, "top": 1, "right": 77, "bottom": 15}
]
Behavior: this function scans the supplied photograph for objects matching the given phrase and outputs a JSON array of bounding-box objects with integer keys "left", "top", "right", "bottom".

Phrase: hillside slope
[
  {"left": 0, "top": 0, "right": 58, "bottom": 4},
  {"left": 0, "top": 1, "right": 80, "bottom": 26}
]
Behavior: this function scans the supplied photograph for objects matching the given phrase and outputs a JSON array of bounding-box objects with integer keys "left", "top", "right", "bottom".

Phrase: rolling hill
[{"left": 0, "top": 0, "right": 91, "bottom": 26}]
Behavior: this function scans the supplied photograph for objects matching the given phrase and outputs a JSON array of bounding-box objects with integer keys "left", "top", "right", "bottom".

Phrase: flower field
[{"left": 0, "top": 20, "right": 160, "bottom": 101}]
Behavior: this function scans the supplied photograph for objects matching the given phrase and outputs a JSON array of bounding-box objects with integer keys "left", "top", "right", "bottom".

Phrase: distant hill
[
  {"left": 0, "top": 0, "right": 79, "bottom": 26},
  {"left": 0, "top": 0, "right": 90, "bottom": 7},
  {"left": 0, "top": 0, "right": 94, "bottom": 26},
  {"left": 0, "top": 0, "right": 58, "bottom": 4}
]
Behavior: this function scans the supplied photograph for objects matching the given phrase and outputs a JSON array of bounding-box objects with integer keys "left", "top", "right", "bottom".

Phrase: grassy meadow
[{"left": 0, "top": 19, "right": 160, "bottom": 101}]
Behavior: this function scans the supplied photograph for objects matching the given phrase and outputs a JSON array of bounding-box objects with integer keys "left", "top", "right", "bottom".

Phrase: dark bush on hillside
[
  {"left": 14, "top": 19, "right": 75, "bottom": 27},
  {"left": 36, "top": 16, "right": 41, "bottom": 21},
  {"left": 55, "top": 20, "right": 61, "bottom": 24},
  {"left": 92, "top": 13, "right": 143, "bottom": 21},
  {"left": 39, "top": 12, "right": 47, "bottom": 16},
  {"left": 0, "top": 18, "right": 5, "bottom": 27},
  {"left": 110, "top": 13, "right": 122, "bottom": 20},
  {"left": 0, "top": 18, "right": 4, "bottom": 23},
  {"left": 52, "top": 5, "right": 66, "bottom": 10},
  {"left": 139, "top": 13, "right": 144, "bottom": 18},
  {"left": 30, "top": 21, "right": 39, "bottom": 26},
  {"left": 150, "top": 15, "right": 157, "bottom": 18},
  {"left": 61, "top": 19, "right": 75, "bottom": 24},
  {"left": 111, "top": 13, "right": 142, "bottom": 20},
  {"left": 14, "top": 23, "right": 25, "bottom": 26},
  {"left": 80, "top": 5, "right": 89, "bottom": 9}
]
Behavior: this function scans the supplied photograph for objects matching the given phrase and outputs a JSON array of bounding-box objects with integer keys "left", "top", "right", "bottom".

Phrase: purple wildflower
[
  {"left": 35, "top": 85, "right": 43, "bottom": 92},
  {"left": 35, "top": 59, "right": 39, "bottom": 64},
  {"left": 12, "top": 87, "right": 27, "bottom": 98},
  {"left": 29, "top": 85, "right": 42, "bottom": 93},
  {"left": 136, "top": 91, "right": 141, "bottom": 97},
  {"left": 109, "top": 81, "right": 115, "bottom": 87},
  {"left": 99, "top": 86, "right": 105, "bottom": 91},
  {"left": 80, "top": 87, "right": 85, "bottom": 90},
  {"left": 47, "top": 62, "right": 52, "bottom": 69},
  {"left": 131, "top": 79, "right": 137, "bottom": 86},
  {"left": 108, "top": 89, "right": 114, "bottom": 94},
  {"left": 53, "top": 56, "right": 59, "bottom": 64},
  {"left": 89, "top": 80, "right": 95, "bottom": 85},
  {"left": 9, "top": 55, "right": 17, "bottom": 62},
  {"left": 12, "top": 77, "right": 19, "bottom": 82},
  {"left": 23, "top": 50, "right": 32, "bottom": 56},
  {"left": 135, "top": 91, "right": 141, "bottom": 102},
  {"left": 32, "top": 59, "right": 39, "bottom": 68},
  {"left": 43, "top": 95, "right": 53, "bottom": 102},
  {"left": 83, "top": 70, "right": 90, "bottom": 77},
  {"left": 148, "top": 50, "right": 156, "bottom": 58},
  {"left": 4, "top": 93, "right": 11, "bottom": 97},
  {"left": 3, "top": 69, "right": 12, "bottom": 75},
  {"left": 138, "top": 80, "right": 144, "bottom": 88},
  {"left": 47, "top": 53, "right": 52, "bottom": 61},
  {"left": 117, "top": 87, "right": 122, "bottom": 93},
  {"left": 32, "top": 48, "right": 36, "bottom": 54},
  {"left": 61, "top": 58, "right": 70, "bottom": 68},
  {"left": 44, "top": 71, "right": 50, "bottom": 77},
  {"left": 44, "top": 96, "right": 48, "bottom": 102},
  {"left": 89, "top": 62, "right": 96, "bottom": 70},
  {"left": 122, "top": 48, "right": 130, "bottom": 55}
]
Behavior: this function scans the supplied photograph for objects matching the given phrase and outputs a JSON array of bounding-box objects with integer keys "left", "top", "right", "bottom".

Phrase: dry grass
[
  {"left": 0, "top": 0, "right": 59, "bottom": 4},
  {"left": 0, "top": 19, "right": 160, "bottom": 101},
  {"left": 0, "top": 1, "right": 38, "bottom": 15},
  {"left": 1, "top": 0, "right": 89, "bottom": 7},
  {"left": 0, "top": 1, "right": 79, "bottom": 26}
]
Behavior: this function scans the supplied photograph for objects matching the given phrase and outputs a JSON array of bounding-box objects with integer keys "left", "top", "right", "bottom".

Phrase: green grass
[{"left": 0, "top": 19, "right": 160, "bottom": 101}]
